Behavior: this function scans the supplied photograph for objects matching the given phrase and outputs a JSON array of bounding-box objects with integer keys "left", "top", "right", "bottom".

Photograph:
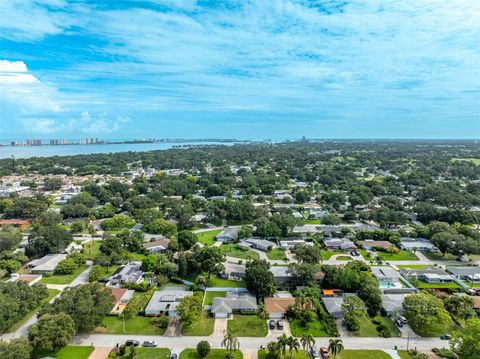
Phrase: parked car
[
  {"left": 441, "top": 334, "right": 451, "bottom": 340},
  {"left": 269, "top": 320, "right": 276, "bottom": 330},
  {"left": 319, "top": 347, "right": 329, "bottom": 359},
  {"left": 350, "top": 250, "right": 360, "bottom": 257},
  {"left": 125, "top": 340, "right": 140, "bottom": 347},
  {"left": 395, "top": 319, "right": 404, "bottom": 327},
  {"left": 399, "top": 316, "right": 407, "bottom": 324},
  {"left": 170, "top": 354, "right": 178, "bottom": 359},
  {"left": 276, "top": 320, "right": 284, "bottom": 330},
  {"left": 142, "top": 341, "right": 157, "bottom": 347},
  {"left": 309, "top": 347, "right": 319, "bottom": 359}
]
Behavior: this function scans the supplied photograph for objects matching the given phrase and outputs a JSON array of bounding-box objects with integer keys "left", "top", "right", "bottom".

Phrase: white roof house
[
  {"left": 145, "top": 287, "right": 193, "bottom": 317},
  {"left": 27, "top": 254, "right": 67, "bottom": 273},
  {"left": 400, "top": 238, "right": 438, "bottom": 252}
]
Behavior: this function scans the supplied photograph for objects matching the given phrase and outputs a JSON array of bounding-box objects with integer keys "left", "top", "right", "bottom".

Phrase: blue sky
[{"left": 0, "top": 0, "right": 479, "bottom": 140}]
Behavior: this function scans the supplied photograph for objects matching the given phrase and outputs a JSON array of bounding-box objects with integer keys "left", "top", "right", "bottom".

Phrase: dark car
[
  {"left": 276, "top": 320, "right": 284, "bottom": 330},
  {"left": 395, "top": 319, "right": 404, "bottom": 327},
  {"left": 125, "top": 340, "right": 140, "bottom": 347},
  {"left": 441, "top": 334, "right": 451, "bottom": 340},
  {"left": 309, "top": 347, "right": 319, "bottom": 359},
  {"left": 142, "top": 341, "right": 157, "bottom": 347},
  {"left": 269, "top": 320, "right": 276, "bottom": 330},
  {"left": 170, "top": 354, "right": 178, "bottom": 359}
]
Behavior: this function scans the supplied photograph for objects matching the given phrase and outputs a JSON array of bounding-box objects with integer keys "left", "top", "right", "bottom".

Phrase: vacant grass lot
[
  {"left": 82, "top": 240, "right": 102, "bottom": 260},
  {"left": 204, "top": 291, "right": 227, "bottom": 306},
  {"left": 219, "top": 244, "right": 259, "bottom": 260},
  {"left": 39, "top": 265, "right": 87, "bottom": 285},
  {"left": 258, "top": 349, "right": 306, "bottom": 359},
  {"left": 180, "top": 349, "right": 242, "bottom": 359},
  {"left": 227, "top": 314, "right": 268, "bottom": 337},
  {"left": 197, "top": 230, "right": 222, "bottom": 246},
  {"left": 352, "top": 316, "right": 400, "bottom": 337},
  {"left": 376, "top": 250, "right": 418, "bottom": 261},
  {"left": 209, "top": 275, "right": 246, "bottom": 288},
  {"left": 6, "top": 288, "right": 60, "bottom": 333},
  {"left": 266, "top": 248, "right": 287, "bottom": 260},
  {"left": 181, "top": 311, "right": 215, "bottom": 336},
  {"left": 32, "top": 346, "right": 93, "bottom": 359},
  {"left": 289, "top": 314, "right": 332, "bottom": 337},
  {"left": 95, "top": 315, "right": 166, "bottom": 335},
  {"left": 119, "top": 348, "right": 171, "bottom": 359},
  {"left": 338, "top": 350, "right": 391, "bottom": 359}
]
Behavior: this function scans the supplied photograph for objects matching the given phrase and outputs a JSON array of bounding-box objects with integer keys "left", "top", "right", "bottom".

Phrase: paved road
[{"left": 71, "top": 333, "right": 447, "bottom": 352}]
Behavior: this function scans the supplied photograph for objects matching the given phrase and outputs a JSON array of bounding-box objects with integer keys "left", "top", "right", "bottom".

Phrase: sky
[{"left": 0, "top": 0, "right": 479, "bottom": 140}]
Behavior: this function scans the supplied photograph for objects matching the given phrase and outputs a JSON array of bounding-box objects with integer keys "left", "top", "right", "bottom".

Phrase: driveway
[
  {"left": 213, "top": 318, "right": 228, "bottom": 337},
  {"left": 266, "top": 319, "right": 291, "bottom": 337},
  {"left": 165, "top": 318, "right": 181, "bottom": 337},
  {"left": 89, "top": 346, "right": 112, "bottom": 359}
]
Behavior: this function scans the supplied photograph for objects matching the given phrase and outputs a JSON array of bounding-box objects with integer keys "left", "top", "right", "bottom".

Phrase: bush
[
  {"left": 196, "top": 341, "right": 211, "bottom": 358},
  {"left": 344, "top": 313, "right": 360, "bottom": 332},
  {"left": 372, "top": 318, "right": 381, "bottom": 325},
  {"left": 432, "top": 348, "right": 457, "bottom": 359},
  {"left": 153, "top": 315, "right": 169, "bottom": 329},
  {"left": 376, "top": 324, "right": 391, "bottom": 338}
]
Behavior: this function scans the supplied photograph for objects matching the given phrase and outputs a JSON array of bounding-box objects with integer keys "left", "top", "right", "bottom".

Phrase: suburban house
[
  {"left": 270, "top": 266, "right": 291, "bottom": 284},
  {"left": 241, "top": 238, "right": 276, "bottom": 252},
  {"left": 0, "top": 219, "right": 32, "bottom": 228},
  {"left": 107, "top": 261, "right": 144, "bottom": 286},
  {"left": 110, "top": 288, "right": 135, "bottom": 315},
  {"left": 323, "top": 238, "right": 356, "bottom": 251},
  {"left": 27, "top": 254, "right": 67, "bottom": 274},
  {"left": 264, "top": 292, "right": 295, "bottom": 319},
  {"left": 359, "top": 240, "right": 393, "bottom": 251},
  {"left": 144, "top": 287, "right": 193, "bottom": 317},
  {"left": 446, "top": 266, "right": 480, "bottom": 283},
  {"left": 7, "top": 273, "right": 42, "bottom": 286},
  {"left": 215, "top": 228, "right": 239, "bottom": 242},
  {"left": 322, "top": 294, "right": 363, "bottom": 319},
  {"left": 371, "top": 266, "right": 403, "bottom": 288},
  {"left": 400, "top": 267, "right": 453, "bottom": 283},
  {"left": 143, "top": 237, "right": 171, "bottom": 253},
  {"left": 381, "top": 294, "right": 409, "bottom": 315},
  {"left": 399, "top": 238, "right": 438, "bottom": 252},
  {"left": 221, "top": 261, "right": 246, "bottom": 279},
  {"left": 63, "top": 242, "right": 82, "bottom": 254},
  {"left": 278, "top": 239, "right": 313, "bottom": 250},
  {"left": 211, "top": 292, "right": 257, "bottom": 318},
  {"left": 292, "top": 225, "right": 318, "bottom": 234}
]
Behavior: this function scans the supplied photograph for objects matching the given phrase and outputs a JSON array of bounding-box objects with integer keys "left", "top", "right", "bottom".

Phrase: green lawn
[
  {"left": 258, "top": 349, "right": 306, "bottom": 359},
  {"left": 266, "top": 248, "right": 287, "bottom": 260},
  {"left": 358, "top": 249, "right": 370, "bottom": 259},
  {"left": 96, "top": 315, "right": 166, "bottom": 335},
  {"left": 119, "top": 348, "right": 171, "bottom": 359},
  {"left": 181, "top": 310, "right": 215, "bottom": 336},
  {"left": 227, "top": 314, "right": 268, "bottom": 337},
  {"left": 353, "top": 316, "right": 400, "bottom": 337},
  {"left": 376, "top": 250, "right": 419, "bottom": 261},
  {"left": 209, "top": 275, "right": 246, "bottom": 288},
  {"left": 180, "top": 349, "right": 242, "bottom": 359},
  {"left": 423, "top": 252, "right": 457, "bottom": 261},
  {"left": 219, "top": 244, "right": 259, "bottom": 260},
  {"left": 396, "top": 264, "right": 433, "bottom": 269},
  {"left": 32, "top": 346, "right": 94, "bottom": 359},
  {"left": 82, "top": 240, "right": 102, "bottom": 260},
  {"left": 415, "top": 281, "right": 461, "bottom": 289},
  {"left": 303, "top": 219, "right": 321, "bottom": 224},
  {"left": 289, "top": 315, "right": 331, "bottom": 337},
  {"left": 338, "top": 350, "right": 391, "bottom": 359},
  {"left": 321, "top": 250, "right": 344, "bottom": 260},
  {"left": 452, "top": 158, "right": 480, "bottom": 165},
  {"left": 197, "top": 230, "right": 222, "bottom": 246},
  {"left": 6, "top": 288, "right": 60, "bottom": 333},
  {"left": 397, "top": 350, "right": 413, "bottom": 359},
  {"left": 336, "top": 255, "right": 352, "bottom": 261},
  {"left": 39, "top": 265, "right": 87, "bottom": 285},
  {"left": 204, "top": 291, "right": 227, "bottom": 306}
]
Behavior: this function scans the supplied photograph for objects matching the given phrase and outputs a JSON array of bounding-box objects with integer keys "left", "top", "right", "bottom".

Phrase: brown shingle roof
[{"left": 264, "top": 297, "right": 295, "bottom": 314}]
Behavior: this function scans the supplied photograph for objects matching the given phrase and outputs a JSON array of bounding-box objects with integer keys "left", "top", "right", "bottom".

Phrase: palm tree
[
  {"left": 277, "top": 334, "right": 289, "bottom": 359},
  {"left": 221, "top": 330, "right": 240, "bottom": 354},
  {"left": 328, "top": 339, "right": 344, "bottom": 359},
  {"left": 287, "top": 336, "right": 300, "bottom": 359},
  {"left": 267, "top": 341, "right": 281, "bottom": 359},
  {"left": 300, "top": 334, "right": 315, "bottom": 358}
]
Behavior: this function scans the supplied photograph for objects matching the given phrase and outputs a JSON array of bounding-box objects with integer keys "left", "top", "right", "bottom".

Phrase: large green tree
[
  {"left": 245, "top": 259, "right": 275, "bottom": 298},
  {"left": 450, "top": 318, "right": 480, "bottom": 359},
  {"left": 28, "top": 313, "right": 76, "bottom": 352},
  {"left": 0, "top": 338, "right": 31, "bottom": 359}
]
